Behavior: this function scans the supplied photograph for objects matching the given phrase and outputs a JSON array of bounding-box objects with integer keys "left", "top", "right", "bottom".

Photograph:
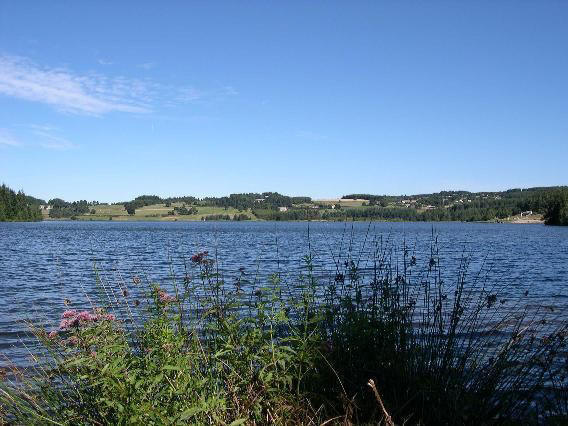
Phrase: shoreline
[{"left": 6, "top": 217, "right": 547, "bottom": 224}]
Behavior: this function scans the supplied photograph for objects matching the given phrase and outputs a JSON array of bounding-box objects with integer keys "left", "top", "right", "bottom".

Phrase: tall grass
[{"left": 1, "top": 232, "right": 567, "bottom": 424}]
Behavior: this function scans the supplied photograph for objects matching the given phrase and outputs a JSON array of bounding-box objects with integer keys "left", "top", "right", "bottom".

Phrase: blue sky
[{"left": 1, "top": 1, "right": 567, "bottom": 202}]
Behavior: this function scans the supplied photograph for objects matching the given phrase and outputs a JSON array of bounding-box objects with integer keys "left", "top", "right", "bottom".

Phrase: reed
[{"left": 1, "top": 231, "right": 567, "bottom": 424}]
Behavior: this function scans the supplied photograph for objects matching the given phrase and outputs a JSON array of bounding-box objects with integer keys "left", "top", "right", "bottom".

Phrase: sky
[{"left": 0, "top": 1, "right": 567, "bottom": 202}]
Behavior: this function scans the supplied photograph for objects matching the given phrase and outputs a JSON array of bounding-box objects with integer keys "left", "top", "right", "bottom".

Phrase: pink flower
[
  {"left": 58, "top": 309, "right": 116, "bottom": 330},
  {"left": 48, "top": 330, "right": 58, "bottom": 339},
  {"left": 66, "top": 336, "right": 79, "bottom": 346},
  {"left": 76, "top": 311, "right": 96, "bottom": 322},
  {"left": 59, "top": 317, "right": 79, "bottom": 330},
  {"left": 158, "top": 290, "right": 177, "bottom": 303}
]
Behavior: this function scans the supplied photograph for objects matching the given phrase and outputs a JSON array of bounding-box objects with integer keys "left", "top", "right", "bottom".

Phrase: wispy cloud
[
  {"left": 0, "top": 55, "right": 151, "bottom": 115},
  {"left": 0, "top": 54, "right": 239, "bottom": 116},
  {"left": 97, "top": 58, "right": 113, "bottom": 66},
  {"left": 0, "top": 129, "right": 21, "bottom": 146},
  {"left": 30, "top": 125, "right": 75, "bottom": 150}
]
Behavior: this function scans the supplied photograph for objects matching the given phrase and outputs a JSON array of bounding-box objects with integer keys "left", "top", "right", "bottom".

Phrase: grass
[
  {"left": 76, "top": 203, "right": 255, "bottom": 221},
  {"left": 315, "top": 199, "right": 368, "bottom": 208},
  {"left": 2, "top": 232, "right": 568, "bottom": 424}
]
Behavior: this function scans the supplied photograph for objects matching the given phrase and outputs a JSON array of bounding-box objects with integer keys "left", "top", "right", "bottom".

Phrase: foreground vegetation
[{"left": 2, "top": 238, "right": 568, "bottom": 424}]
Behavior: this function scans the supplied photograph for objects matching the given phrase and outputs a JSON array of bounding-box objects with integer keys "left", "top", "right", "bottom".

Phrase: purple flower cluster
[{"left": 58, "top": 309, "right": 116, "bottom": 330}]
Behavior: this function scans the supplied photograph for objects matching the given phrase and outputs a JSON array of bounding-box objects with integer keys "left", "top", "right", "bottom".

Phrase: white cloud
[
  {"left": 0, "top": 129, "right": 21, "bottom": 146},
  {"left": 0, "top": 54, "right": 239, "bottom": 116},
  {"left": 0, "top": 55, "right": 151, "bottom": 115}
]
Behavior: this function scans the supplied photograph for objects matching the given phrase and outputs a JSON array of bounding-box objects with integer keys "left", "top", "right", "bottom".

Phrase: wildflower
[
  {"left": 132, "top": 276, "right": 141, "bottom": 284},
  {"left": 60, "top": 317, "right": 79, "bottom": 330},
  {"left": 48, "top": 330, "right": 58, "bottom": 339},
  {"left": 76, "top": 311, "right": 96, "bottom": 322},
  {"left": 157, "top": 289, "right": 176, "bottom": 303},
  {"left": 58, "top": 309, "right": 115, "bottom": 330},
  {"left": 191, "top": 251, "right": 211, "bottom": 265},
  {"left": 66, "top": 336, "right": 79, "bottom": 346}
]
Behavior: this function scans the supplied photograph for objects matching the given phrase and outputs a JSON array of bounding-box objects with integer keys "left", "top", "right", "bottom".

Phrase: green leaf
[
  {"left": 163, "top": 365, "right": 182, "bottom": 371},
  {"left": 179, "top": 405, "right": 203, "bottom": 420},
  {"left": 152, "top": 373, "right": 164, "bottom": 387},
  {"left": 229, "top": 419, "right": 247, "bottom": 426}
]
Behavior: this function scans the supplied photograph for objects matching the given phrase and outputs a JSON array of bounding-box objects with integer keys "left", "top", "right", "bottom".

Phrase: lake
[{"left": 1, "top": 220, "right": 567, "bottom": 366}]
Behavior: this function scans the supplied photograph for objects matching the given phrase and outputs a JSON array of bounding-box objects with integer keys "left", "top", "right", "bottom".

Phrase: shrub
[{"left": 2, "top": 236, "right": 568, "bottom": 424}]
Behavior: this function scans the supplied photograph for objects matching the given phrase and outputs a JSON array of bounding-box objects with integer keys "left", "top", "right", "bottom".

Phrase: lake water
[{"left": 1, "top": 220, "right": 567, "bottom": 366}]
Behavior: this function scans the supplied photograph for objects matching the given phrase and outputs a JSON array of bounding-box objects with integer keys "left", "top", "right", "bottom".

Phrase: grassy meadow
[{"left": 74, "top": 203, "right": 254, "bottom": 221}]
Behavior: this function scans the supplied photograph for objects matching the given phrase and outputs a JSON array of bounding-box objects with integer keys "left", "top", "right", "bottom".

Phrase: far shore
[{"left": 37, "top": 216, "right": 546, "bottom": 224}]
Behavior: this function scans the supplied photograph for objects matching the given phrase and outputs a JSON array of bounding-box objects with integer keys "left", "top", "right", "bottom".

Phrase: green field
[
  {"left": 76, "top": 203, "right": 255, "bottom": 221},
  {"left": 314, "top": 198, "right": 367, "bottom": 207}
]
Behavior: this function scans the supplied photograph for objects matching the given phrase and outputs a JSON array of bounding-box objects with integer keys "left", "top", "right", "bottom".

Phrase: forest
[
  {"left": 0, "top": 184, "right": 43, "bottom": 221},
  {"left": 2, "top": 185, "right": 567, "bottom": 225},
  {"left": 542, "top": 188, "right": 568, "bottom": 225}
]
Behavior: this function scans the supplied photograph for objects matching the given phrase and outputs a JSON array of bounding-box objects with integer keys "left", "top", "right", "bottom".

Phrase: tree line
[
  {"left": 48, "top": 199, "right": 92, "bottom": 218},
  {"left": 5, "top": 186, "right": 567, "bottom": 224},
  {"left": 119, "top": 192, "right": 312, "bottom": 215},
  {"left": 202, "top": 192, "right": 310, "bottom": 211},
  {"left": 542, "top": 188, "right": 568, "bottom": 225},
  {"left": 326, "top": 187, "right": 568, "bottom": 223},
  {"left": 0, "top": 184, "right": 43, "bottom": 221}
]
